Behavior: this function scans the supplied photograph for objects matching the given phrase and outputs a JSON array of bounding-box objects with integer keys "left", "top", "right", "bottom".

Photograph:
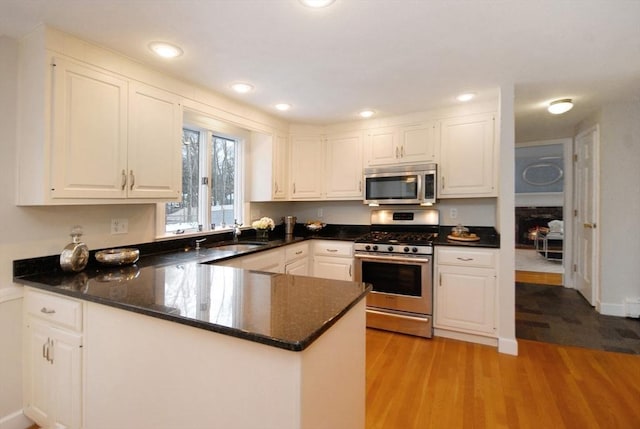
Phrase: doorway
[{"left": 514, "top": 140, "right": 570, "bottom": 286}]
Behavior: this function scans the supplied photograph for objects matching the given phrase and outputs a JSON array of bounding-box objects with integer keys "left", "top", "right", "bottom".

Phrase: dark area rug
[{"left": 516, "top": 282, "right": 640, "bottom": 354}]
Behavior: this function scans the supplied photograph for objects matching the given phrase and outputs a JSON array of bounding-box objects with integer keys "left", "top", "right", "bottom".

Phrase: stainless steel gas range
[{"left": 354, "top": 209, "right": 439, "bottom": 338}]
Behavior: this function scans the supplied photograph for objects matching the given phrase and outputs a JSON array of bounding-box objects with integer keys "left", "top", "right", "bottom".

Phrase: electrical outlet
[
  {"left": 317, "top": 208, "right": 323, "bottom": 218},
  {"left": 450, "top": 208, "right": 458, "bottom": 219},
  {"left": 111, "top": 218, "right": 128, "bottom": 234}
]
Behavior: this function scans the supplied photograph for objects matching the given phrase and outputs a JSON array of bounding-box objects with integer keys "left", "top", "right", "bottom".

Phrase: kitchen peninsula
[{"left": 16, "top": 254, "right": 369, "bottom": 429}]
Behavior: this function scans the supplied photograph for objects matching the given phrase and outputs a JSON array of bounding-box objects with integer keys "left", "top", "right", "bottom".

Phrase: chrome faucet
[
  {"left": 233, "top": 219, "right": 242, "bottom": 242},
  {"left": 195, "top": 238, "right": 206, "bottom": 250}
]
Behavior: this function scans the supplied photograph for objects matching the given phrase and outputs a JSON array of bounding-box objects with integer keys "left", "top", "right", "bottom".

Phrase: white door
[{"left": 573, "top": 126, "right": 599, "bottom": 306}]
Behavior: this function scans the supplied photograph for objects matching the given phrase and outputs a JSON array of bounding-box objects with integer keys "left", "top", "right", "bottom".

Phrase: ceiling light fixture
[
  {"left": 547, "top": 99, "right": 573, "bottom": 115},
  {"left": 275, "top": 103, "right": 292, "bottom": 111},
  {"left": 359, "top": 110, "right": 375, "bottom": 118},
  {"left": 299, "top": 0, "right": 336, "bottom": 8},
  {"left": 148, "top": 42, "right": 183, "bottom": 59},
  {"left": 456, "top": 92, "right": 475, "bottom": 102},
  {"left": 231, "top": 82, "right": 254, "bottom": 94}
]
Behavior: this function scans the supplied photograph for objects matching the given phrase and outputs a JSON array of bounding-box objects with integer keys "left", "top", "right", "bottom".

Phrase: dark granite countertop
[
  {"left": 435, "top": 226, "right": 500, "bottom": 249},
  {"left": 16, "top": 261, "right": 370, "bottom": 352},
  {"left": 12, "top": 221, "right": 499, "bottom": 352}
]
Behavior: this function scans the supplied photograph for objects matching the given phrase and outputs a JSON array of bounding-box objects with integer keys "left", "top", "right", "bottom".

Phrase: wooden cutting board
[{"left": 447, "top": 234, "right": 481, "bottom": 242}]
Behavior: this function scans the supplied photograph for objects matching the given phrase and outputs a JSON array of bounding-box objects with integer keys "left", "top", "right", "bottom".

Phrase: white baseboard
[
  {"left": 433, "top": 328, "right": 498, "bottom": 347},
  {"left": 498, "top": 337, "right": 519, "bottom": 356},
  {"left": 0, "top": 410, "right": 33, "bottom": 429},
  {"left": 600, "top": 302, "right": 626, "bottom": 317}
]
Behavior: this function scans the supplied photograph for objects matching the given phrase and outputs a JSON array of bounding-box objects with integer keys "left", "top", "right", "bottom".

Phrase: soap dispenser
[{"left": 60, "top": 226, "right": 89, "bottom": 272}]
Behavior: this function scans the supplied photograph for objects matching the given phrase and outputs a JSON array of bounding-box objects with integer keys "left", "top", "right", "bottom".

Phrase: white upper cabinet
[
  {"left": 289, "top": 135, "right": 324, "bottom": 199},
  {"left": 49, "top": 57, "right": 129, "bottom": 199},
  {"left": 365, "top": 122, "right": 438, "bottom": 167},
  {"left": 127, "top": 82, "right": 182, "bottom": 199},
  {"left": 439, "top": 113, "right": 497, "bottom": 198},
  {"left": 273, "top": 134, "right": 288, "bottom": 199},
  {"left": 325, "top": 132, "right": 363, "bottom": 199},
  {"left": 249, "top": 132, "right": 288, "bottom": 201},
  {"left": 365, "top": 127, "right": 400, "bottom": 166},
  {"left": 400, "top": 122, "right": 438, "bottom": 163},
  {"left": 16, "top": 31, "right": 184, "bottom": 205}
]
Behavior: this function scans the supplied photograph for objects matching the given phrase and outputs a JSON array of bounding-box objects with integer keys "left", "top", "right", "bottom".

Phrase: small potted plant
[{"left": 251, "top": 217, "right": 275, "bottom": 240}]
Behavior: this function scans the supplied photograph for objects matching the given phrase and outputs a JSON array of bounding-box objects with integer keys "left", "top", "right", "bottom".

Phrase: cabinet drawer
[
  {"left": 285, "top": 242, "right": 309, "bottom": 262},
  {"left": 312, "top": 240, "right": 353, "bottom": 257},
  {"left": 25, "top": 289, "right": 83, "bottom": 332},
  {"left": 437, "top": 248, "right": 496, "bottom": 268}
]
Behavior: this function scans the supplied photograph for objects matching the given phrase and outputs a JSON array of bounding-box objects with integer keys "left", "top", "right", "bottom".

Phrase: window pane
[
  {"left": 210, "top": 136, "right": 236, "bottom": 227},
  {"left": 166, "top": 129, "right": 200, "bottom": 232}
]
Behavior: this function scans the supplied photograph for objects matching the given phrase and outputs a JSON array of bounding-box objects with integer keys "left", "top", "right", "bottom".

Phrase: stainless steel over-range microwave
[{"left": 363, "top": 163, "right": 437, "bottom": 205}]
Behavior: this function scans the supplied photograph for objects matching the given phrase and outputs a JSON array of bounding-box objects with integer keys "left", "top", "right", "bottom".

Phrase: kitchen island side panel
[{"left": 84, "top": 299, "right": 365, "bottom": 429}]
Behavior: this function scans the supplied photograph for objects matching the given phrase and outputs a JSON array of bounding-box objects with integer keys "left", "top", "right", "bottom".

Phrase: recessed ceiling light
[
  {"left": 547, "top": 99, "right": 574, "bottom": 115},
  {"left": 359, "top": 110, "right": 375, "bottom": 118},
  {"left": 456, "top": 92, "right": 475, "bottom": 102},
  {"left": 148, "top": 42, "right": 183, "bottom": 59},
  {"left": 231, "top": 82, "right": 254, "bottom": 94},
  {"left": 275, "top": 103, "right": 291, "bottom": 111},
  {"left": 299, "top": 0, "right": 336, "bottom": 8}
]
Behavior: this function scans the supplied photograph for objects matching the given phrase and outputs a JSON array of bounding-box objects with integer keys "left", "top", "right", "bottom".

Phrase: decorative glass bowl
[{"left": 95, "top": 248, "right": 140, "bottom": 266}]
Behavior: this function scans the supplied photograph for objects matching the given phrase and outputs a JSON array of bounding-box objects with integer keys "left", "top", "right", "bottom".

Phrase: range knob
[
  {"left": 365, "top": 245, "right": 371, "bottom": 251},
  {"left": 412, "top": 247, "right": 419, "bottom": 253},
  {"left": 403, "top": 247, "right": 410, "bottom": 253},
  {"left": 372, "top": 245, "right": 378, "bottom": 251},
  {"left": 387, "top": 246, "right": 394, "bottom": 252}
]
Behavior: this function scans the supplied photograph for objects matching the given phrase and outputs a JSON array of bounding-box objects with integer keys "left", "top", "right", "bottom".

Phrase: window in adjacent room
[{"left": 161, "top": 124, "right": 244, "bottom": 235}]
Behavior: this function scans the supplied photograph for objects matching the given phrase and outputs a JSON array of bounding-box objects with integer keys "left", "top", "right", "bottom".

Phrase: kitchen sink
[{"left": 213, "top": 243, "right": 267, "bottom": 252}]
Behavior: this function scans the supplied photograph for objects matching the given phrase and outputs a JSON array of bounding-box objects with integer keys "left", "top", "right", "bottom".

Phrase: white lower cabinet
[
  {"left": 239, "top": 247, "right": 285, "bottom": 273},
  {"left": 284, "top": 242, "right": 310, "bottom": 275},
  {"left": 434, "top": 247, "right": 497, "bottom": 336},
  {"left": 23, "top": 288, "right": 83, "bottom": 429},
  {"left": 312, "top": 240, "right": 354, "bottom": 281}
]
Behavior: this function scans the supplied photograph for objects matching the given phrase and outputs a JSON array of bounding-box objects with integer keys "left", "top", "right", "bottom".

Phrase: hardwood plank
[
  {"left": 515, "top": 270, "right": 563, "bottom": 286},
  {"left": 366, "top": 329, "right": 640, "bottom": 428}
]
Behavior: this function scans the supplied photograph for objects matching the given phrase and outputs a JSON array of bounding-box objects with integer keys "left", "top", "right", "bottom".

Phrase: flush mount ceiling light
[
  {"left": 547, "top": 99, "right": 574, "bottom": 115},
  {"left": 299, "top": 0, "right": 336, "bottom": 8},
  {"left": 148, "top": 42, "right": 183, "bottom": 59},
  {"left": 275, "top": 103, "right": 292, "bottom": 111},
  {"left": 456, "top": 92, "right": 476, "bottom": 102},
  {"left": 359, "top": 110, "right": 375, "bottom": 118},
  {"left": 231, "top": 82, "right": 254, "bottom": 94}
]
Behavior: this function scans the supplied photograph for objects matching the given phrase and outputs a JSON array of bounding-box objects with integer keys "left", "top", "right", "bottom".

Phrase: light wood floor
[
  {"left": 366, "top": 329, "right": 640, "bottom": 429},
  {"left": 516, "top": 270, "right": 563, "bottom": 286}
]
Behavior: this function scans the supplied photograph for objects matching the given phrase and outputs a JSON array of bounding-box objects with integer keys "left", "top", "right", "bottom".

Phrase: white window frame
[{"left": 155, "top": 123, "right": 245, "bottom": 240}]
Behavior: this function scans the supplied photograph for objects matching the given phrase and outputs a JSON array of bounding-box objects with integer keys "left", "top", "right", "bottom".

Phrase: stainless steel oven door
[{"left": 354, "top": 253, "right": 432, "bottom": 315}]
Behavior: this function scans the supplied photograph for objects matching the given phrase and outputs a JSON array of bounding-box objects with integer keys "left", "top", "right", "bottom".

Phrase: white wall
[{"left": 578, "top": 101, "right": 640, "bottom": 314}]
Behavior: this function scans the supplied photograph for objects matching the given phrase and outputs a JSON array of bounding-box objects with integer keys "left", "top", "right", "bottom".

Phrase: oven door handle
[{"left": 354, "top": 254, "right": 431, "bottom": 264}]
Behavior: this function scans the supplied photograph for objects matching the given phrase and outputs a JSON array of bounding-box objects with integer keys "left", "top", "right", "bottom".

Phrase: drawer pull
[
  {"left": 326, "top": 249, "right": 338, "bottom": 253},
  {"left": 40, "top": 307, "right": 56, "bottom": 314},
  {"left": 456, "top": 257, "right": 474, "bottom": 262},
  {"left": 295, "top": 250, "right": 303, "bottom": 255}
]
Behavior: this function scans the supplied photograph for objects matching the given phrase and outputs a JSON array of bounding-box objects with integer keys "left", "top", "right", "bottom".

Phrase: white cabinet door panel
[{"left": 50, "top": 57, "right": 128, "bottom": 199}]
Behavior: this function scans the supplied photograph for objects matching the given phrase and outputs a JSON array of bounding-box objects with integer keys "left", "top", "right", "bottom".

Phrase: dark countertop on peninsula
[{"left": 17, "top": 260, "right": 370, "bottom": 352}]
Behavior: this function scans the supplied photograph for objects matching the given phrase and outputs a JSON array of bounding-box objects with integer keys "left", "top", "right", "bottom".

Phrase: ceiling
[{"left": 1, "top": 0, "right": 639, "bottom": 142}]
